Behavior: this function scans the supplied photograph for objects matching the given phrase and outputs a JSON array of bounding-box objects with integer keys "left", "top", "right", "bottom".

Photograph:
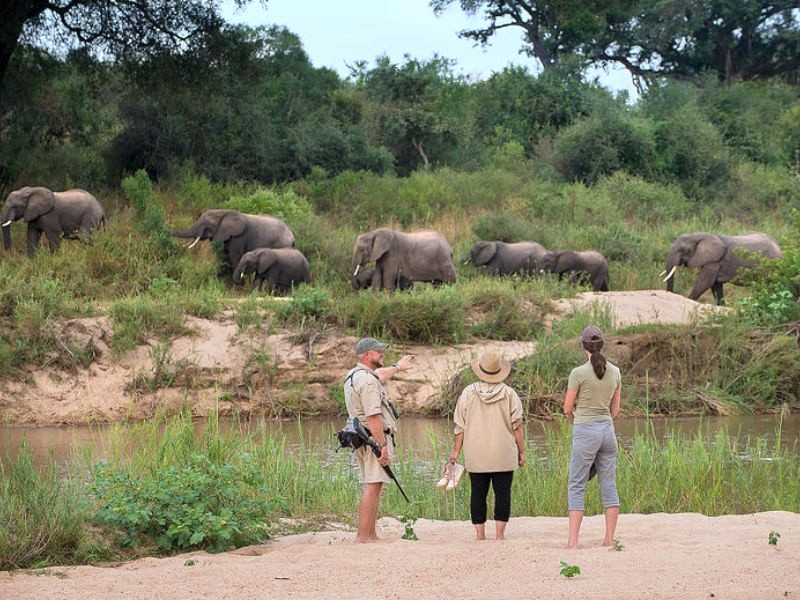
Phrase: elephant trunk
[
  {"left": 663, "top": 251, "right": 680, "bottom": 292},
  {"left": 233, "top": 266, "right": 245, "bottom": 283},
  {"left": 1, "top": 207, "right": 12, "bottom": 250},
  {"left": 173, "top": 227, "right": 199, "bottom": 239}
]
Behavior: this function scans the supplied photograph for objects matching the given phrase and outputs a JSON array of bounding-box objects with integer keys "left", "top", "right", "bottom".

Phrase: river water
[{"left": 2, "top": 414, "right": 799, "bottom": 468}]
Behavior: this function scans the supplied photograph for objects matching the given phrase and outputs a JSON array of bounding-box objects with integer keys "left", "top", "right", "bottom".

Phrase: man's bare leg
[
  {"left": 495, "top": 520, "right": 508, "bottom": 540},
  {"left": 567, "top": 510, "right": 583, "bottom": 549},
  {"left": 368, "top": 482, "right": 383, "bottom": 540},
  {"left": 602, "top": 506, "right": 619, "bottom": 546},
  {"left": 356, "top": 482, "right": 383, "bottom": 543},
  {"left": 474, "top": 523, "right": 486, "bottom": 541}
]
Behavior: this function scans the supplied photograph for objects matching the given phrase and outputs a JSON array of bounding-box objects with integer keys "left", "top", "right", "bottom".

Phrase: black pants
[{"left": 469, "top": 471, "right": 514, "bottom": 525}]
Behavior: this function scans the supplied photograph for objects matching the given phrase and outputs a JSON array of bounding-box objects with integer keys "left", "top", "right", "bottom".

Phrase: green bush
[
  {"left": 553, "top": 113, "right": 656, "bottom": 184},
  {"left": 277, "top": 285, "right": 330, "bottom": 321},
  {"left": 122, "top": 170, "right": 179, "bottom": 260},
  {"left": 90, "top": 454, "right": 278, "bottom": 552},
  {"left": 596, "top": 173, "right": 690, "bottom": 224},
  {"left": 471, "top": 211, "right": 535, "bottom": 243},
  {"left": 226, "top": 188, "right": 312, "bottom": 225},
  {"left": 108, "top": 295, "right": 187, "bottom": 353}
]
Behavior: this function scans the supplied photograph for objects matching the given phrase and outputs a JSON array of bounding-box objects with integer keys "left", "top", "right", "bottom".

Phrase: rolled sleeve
[
  {"left": 510, "top": 389, "right": 524, "bottom": 429},
  {"left": 453, "top": 388, "right": 468, "bottom": 435},
  {"left": 359, "top": 380, "right": 383, "bottom": 417}
]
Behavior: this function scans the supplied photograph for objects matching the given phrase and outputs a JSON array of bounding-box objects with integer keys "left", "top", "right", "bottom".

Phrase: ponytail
[{"left": 582, "top": 340, "right": 606, "bottom": 379}]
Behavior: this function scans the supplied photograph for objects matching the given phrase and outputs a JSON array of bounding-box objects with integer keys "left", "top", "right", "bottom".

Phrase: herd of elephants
[{"left": 1, "top": 186, "right": 784, "bottom": 305}]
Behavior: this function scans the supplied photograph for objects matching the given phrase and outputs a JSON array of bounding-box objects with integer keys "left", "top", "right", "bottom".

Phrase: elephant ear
[
  {"left": 24, "top": 189, "right": 56, "bottom": 221},
  {"left": 257, "top": 252, "right": 275, "bottom": 273},
  {"left": 369, "top": 229, "right": 393, "bottom": 263},
  {"left": 473, "top": 242, "right": 497, "bottom": 265},
  {"left": 687, "top": 236, "right": 726, "bottom": 268},
  {"left": 213, "top": 212, "right": 247, "bottom": 243}
]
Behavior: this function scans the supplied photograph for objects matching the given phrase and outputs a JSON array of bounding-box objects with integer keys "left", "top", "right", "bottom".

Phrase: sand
[{"left": 2, "top": 512, "right": 798, "bottom": 599}]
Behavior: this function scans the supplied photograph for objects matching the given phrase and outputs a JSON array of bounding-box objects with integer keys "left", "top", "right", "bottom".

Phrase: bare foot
[
  {"left": 601, "top": 540, "right": 612, "bottom": 547},
  {"left": 566, "top": 543, "right": 579, "bottom": 549},
  {"left": 476, "top": 535, "right": 487, "bottom": 541},
  {"left": 496, "top": 535, "right": 506, "bottom": 541},
  {"left": 355, "top": 537, "right": 375, "bottom": 543}
]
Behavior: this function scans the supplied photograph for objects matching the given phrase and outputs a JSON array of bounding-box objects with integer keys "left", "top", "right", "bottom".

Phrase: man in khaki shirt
[{"left": 344, "top": 337, "right": 414, "bottom": 543}]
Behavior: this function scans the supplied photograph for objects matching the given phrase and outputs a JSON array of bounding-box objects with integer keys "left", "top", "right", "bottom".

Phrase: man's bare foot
[
  {"left": 496, "top": 535, "right": 505, "bottom": 541},
  {"left": 355, "top": 537, "right": 375, "bottom": 543},
  {"left": 601, "top": 540, "right": 612, "bottom": 547},
  {"left": 476, "top": 534, "right": 487, "bottom": 541},
  {"left": 566, "top": 543, "right": 579, "bottom": 549}
]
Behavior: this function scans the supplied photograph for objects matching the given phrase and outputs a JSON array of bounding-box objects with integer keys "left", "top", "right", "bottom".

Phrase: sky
[{"left": 221, "top": 0, "right": 639, "bottom": 99}]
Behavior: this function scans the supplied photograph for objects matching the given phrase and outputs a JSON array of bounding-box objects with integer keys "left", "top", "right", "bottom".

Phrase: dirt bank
[
  {"left": 0, "top": 291, "right": 724, "bottom": 425},
  {"left": 2, "top": 512, "right": 797, "bottom": 599}
]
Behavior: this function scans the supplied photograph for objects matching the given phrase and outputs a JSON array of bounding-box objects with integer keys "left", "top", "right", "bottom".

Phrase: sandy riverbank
[{"left": 2, "top": 511, "right": 797, "bottom": 599}]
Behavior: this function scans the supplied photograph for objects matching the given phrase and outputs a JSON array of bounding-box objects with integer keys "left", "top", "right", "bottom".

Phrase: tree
[
  {"left": 0, "top": 1, "right": 262, "bottom": 99},
  {"left": 431, "top": 0, "right": 800, "bottom": 87}
]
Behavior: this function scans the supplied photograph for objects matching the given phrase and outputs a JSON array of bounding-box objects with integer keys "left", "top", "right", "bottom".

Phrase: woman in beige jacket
[{"left": 449, "top": 351, "right": 526, "bottom": 540}]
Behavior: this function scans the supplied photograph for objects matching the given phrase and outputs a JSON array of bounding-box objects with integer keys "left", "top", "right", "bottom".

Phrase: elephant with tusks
[
  {"left": 2, "top": 186, "right": 105, "bottom": 257},
  {"left": 173, "top": 210, "right": 294, "bottom": 282},
  {"left": 351, "top": 228, "right": 456, "bottom": 291},
  {"left": 661, "top": 232, "right": 782, "bottom": 305}
]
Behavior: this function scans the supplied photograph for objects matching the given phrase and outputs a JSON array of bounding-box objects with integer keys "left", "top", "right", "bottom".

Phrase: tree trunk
[{"left": 0, "top": 1, "right": 50, "bottom": 103}]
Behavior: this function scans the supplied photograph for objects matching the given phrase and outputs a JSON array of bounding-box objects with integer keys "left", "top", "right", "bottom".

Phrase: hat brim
[{"left": 470, "top": 358, "right": 511, "bottom": 383}]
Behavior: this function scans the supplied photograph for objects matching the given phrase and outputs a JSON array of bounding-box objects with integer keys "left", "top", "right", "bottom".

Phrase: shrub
[
  {"left": 553, "top": 113, "right": 656, "bottom": 184},
  {"left": 596, "top": 173, "right": 690, "bottom": 224},
  {"left": 277, "top": 285, "right": 330, "bottom": 321},
  {"left": 226, "top": 188, "right": 312, "bottom": 226},
  {"left": 471, "top": 211, "right": 534, "bottom": 243},
  {"left": 90, "top": 454, "right": 277, "bottom": 552},
  {"left": 108, "top": 295, "right": 187, "bottom": 353}
]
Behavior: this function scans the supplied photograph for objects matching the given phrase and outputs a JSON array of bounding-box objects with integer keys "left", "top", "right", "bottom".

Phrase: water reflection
[{"left": 2, "top": 414, "right": 799, "bottom": 468}]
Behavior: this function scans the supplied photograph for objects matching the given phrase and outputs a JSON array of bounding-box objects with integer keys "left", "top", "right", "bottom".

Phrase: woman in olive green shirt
[{"left": 563, "top": 326, "right": 621, "bottom": 549}]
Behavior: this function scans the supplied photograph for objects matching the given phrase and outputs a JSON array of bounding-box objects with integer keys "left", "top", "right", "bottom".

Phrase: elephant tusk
[
  {"left": 1, "top": 221, "right": 12, "bottom": 227},
  {"left": 658, "top": 270, "right": 666, "bottom": 277},
  {"left": 187, "top": 236, "right": 201, "bottom": 249},
  {"left": 353, "top": 264, "right": 360, "bottom": 277},
  {"left": 662, "top": 266, "right": 678, "bottom": 282}
]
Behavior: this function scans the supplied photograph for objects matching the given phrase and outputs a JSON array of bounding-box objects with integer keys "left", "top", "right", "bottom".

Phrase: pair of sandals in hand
[{"left": 435, "top": 461, "right": 465, "bottom": 491}]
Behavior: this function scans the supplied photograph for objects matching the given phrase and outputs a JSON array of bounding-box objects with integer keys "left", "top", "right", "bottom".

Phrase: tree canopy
[
  {"left": 431, "top": 0, "right": 800, "bottom": 87},
  {"left": 0, "top": 0, "right": 262, "bottom": 98}
]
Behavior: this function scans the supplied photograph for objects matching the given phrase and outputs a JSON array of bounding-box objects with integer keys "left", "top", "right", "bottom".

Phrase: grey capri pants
[{"left": 568, "top": 419, "right": 620, "bottom": 511}]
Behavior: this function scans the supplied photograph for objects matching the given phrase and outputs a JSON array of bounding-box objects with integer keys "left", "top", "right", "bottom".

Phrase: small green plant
[
  {"left": 90, "top": 454, "right": 280, "bottom": 552},
  {"left": 609, "top": 538, "right": 624, "bottom": 551},
  {"left": 769, "top": 531, "right": 781, "bottom": 545},
  {"left": 277, "top": 286, "right": 330, "bottom": 321},
  {"left": 184, "top": 559, "right": 197, "bottom": 567},
  {"left": 559, "top": 561, "right": 581, "bottom": 578},
  {"left": 399, "top": 513, "right": 419, "bottom": 541}
]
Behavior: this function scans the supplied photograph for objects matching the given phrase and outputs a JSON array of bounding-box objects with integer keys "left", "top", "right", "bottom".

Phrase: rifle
[{"left": 352, "top": 417, "right": 410, "bottom": 503}]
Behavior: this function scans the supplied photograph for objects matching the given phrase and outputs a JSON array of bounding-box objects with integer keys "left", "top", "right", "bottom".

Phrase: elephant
[
  {"left": 469, "top": 240, "right": 548, "bottom": 276},
  {"left": 233, "top": 247, "right": 310, "bottom": 293},
  {"left": 662, "top": 232, "right": 782, "bottom": 305},
  {"left": 540, "top": 250, "right": 610, "bottom": 292},
  {"left": 2, "top": 186, "right": 105, "bottom": 257},
  {"left": 352, "top": 267, "right": 414, "bottom": 291},
  {"left": 173, "top": 210, "right": 294, "bottom": 280},
  {"left": 351, "top": 228, "right": 456, "bottom": 291}
]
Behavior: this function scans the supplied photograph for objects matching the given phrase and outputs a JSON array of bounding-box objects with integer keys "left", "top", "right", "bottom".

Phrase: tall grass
[{"left": 3, "top": 411, "right": 798, "bottom": 568}]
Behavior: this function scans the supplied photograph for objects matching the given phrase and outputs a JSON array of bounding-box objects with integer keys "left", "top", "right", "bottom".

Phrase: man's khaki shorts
[{"left": 355, "top": 438, "right": 395, "bottom": 484}]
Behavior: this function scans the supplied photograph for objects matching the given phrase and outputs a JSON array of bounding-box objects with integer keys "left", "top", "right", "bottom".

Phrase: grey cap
[
  {"left": 580, "top": 325, "right": 604, "bottom": 343},
  {"left": 355, "top": 337, "right": 389, "bottom": 355}
]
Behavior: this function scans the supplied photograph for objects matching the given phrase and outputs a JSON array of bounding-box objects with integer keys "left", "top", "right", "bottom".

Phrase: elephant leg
[
  {"left": 26, "top": 226, "right": 42, "bottom": 257},
  {"left": 45, "top": 230, "right": 61, "bottom": 252},
  {"left": 371, "top": 268, "right": 383, "bottom": 291},
  {"left": 267, "top": 269, "right": 281, "bottom": 295},
  {"left": 711, "top": 282, "right": 725, "bottom": 306},
  {"left": 381, "top": 268, "right": 398, "bottom": 291},
  {"left": 689, "top": 265, "right": 719, "bottom": 301},
  {"left": 254, "top": 275, "right": 264, "bottom": 291}
]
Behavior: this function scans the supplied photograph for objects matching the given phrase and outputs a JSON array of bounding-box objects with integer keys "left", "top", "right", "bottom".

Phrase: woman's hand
[
  {"left": 448, "top": 450, "right": 460, "bottom": 463},
  {"left": 518, "top": 451, "right": 526, "bottom": 467}
]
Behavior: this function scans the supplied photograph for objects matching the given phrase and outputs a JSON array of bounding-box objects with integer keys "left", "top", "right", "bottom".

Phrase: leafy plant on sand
[{"left": 559, "top": 561, "right": 581, "bottom": 578}]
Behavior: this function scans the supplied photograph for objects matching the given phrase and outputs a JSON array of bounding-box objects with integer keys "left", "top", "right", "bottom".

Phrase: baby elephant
[
  {"left": 233, "top": 248, "right": 310, "bottom": 294},
  {"left": 540, "top": 250, "right": 609, "bottom": 292},
  {"left": 352, "top": 268, "right": 413, "bottom": 291}
]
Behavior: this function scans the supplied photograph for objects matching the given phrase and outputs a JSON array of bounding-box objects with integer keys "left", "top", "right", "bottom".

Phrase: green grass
[{"left": 3, "top": 410, "right": 798, "bottom": 569}]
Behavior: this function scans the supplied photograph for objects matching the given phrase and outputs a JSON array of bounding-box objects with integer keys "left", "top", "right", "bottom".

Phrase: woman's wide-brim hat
[{"left": 471, "top": 351, "right": 511, "bottom": 383}]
